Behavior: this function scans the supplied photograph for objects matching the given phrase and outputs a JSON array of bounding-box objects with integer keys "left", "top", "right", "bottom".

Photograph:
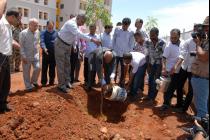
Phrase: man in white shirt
[
  {"left": 112, "top": 18, "right": 134, "bottom": 87},
  {"left": 174, "top": 24, "right": 198, "bottom": 113},
  {"left": 83, "top": 24, "right": 100, "bottom": 87},
  {"left": 101, "top": 24, "right": 113, "bottom": 49},
  {"left": 0, "top": 0, "right": 6, "bottom": 20},
  {"left": 20, "top": 18, "right": 40, "bottom": 92},
  {"left": 123, "top": 52, "right": 147, "bottom": 102},
  {"left": 55, "top": 14, "right": 100, "bottom": 93},
  {"left": 0, "top": 8, "right": 21, "bottom": 113},
  {"left": 160, "top": 28, "right": 183, "bottom": 111}
]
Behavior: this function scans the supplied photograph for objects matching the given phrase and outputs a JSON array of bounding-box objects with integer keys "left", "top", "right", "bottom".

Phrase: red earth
[{"left": 0, "top": 68, "right": 194, "bottom": 140}]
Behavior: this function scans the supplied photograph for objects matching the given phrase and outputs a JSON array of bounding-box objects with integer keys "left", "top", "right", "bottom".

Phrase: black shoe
[
  {"left": 33, "top": 83, "right": 41, "bottom": 89},
  {"left": 159, "top": 104, "right": 169, "bottom": 111},
  {"left": 26, "top": 88, "right": 35, "bottom": 92},
  {"left": 4, "top": 104, "right": 12, "bottom": 112},
  {"left": 49, "top": 83, "right": 55, "bottom": 86},
  {"left": 129, "top": 94, "right": 141, "bottom": 102},
  {"left": 84, "top": 85, "right": 92, "bottom": 91},
  {"left": 57, "top": 86, "right": 68, "bottom": 93},
  {"left": 74, "top": 80, "right": 80, "bottom": 83},
  {"left": 42, "top": 84, "right": 47, "bottom": 87}
]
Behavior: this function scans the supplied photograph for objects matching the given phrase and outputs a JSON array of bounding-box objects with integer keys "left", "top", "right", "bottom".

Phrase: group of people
[{"left": 0, "top": 1, "right": 209, "bottom": 139}]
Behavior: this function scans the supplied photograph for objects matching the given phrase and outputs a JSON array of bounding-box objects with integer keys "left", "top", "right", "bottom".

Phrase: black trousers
[
  {"left": 115, "top": 57, "right": 125, "bottom": 87},
  {"left": 84, "top": 57, "right": 89, "bottom": 84},
  {"left": 177, "top": 68, "right": 193, "bottom": 111},
  {"left": 84, "top": 57, "right": 96, "bottom": 86},
  {"left": 163, "top": 73, "right": 180, "bottom": 105},
  {"left": 0, "top": 53, "right": 10, "bottom": 109},
  {"left": 41, "top": 52, "right": 56, "bottom": 85},
  {"left": 70, "top": 46, "right": 79, "bottom": 83}
]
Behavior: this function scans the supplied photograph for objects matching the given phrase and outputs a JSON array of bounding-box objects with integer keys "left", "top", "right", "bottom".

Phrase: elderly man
[
  {"left": 83, "top": 24, "right": 100, "bottom": 87},
  {"left": 55, "top": 14, "right": 100, "bottom": 93},
  {"left": 0, "top": 0, "right": 6, "bottom": 20},
  {"left": 85, "top": 47, "right": 116, "bottom": 91},
  {"left": 20, "top": 18, "right": 40, "bottom": 92},
  {"left": 123, "top": 52, "right": 147, "bottom": 101},
  {"left": 0, "top": 7, "right": 21, "bottom": 113}
]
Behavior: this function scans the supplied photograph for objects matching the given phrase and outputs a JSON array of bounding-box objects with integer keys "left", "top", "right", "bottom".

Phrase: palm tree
[{"left": 145, "top": 16, "right": 158, "bottom": 33}]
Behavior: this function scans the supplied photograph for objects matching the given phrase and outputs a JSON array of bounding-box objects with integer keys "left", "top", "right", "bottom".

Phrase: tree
[
  {"left": 145, "top": 16, "right": 158, "bottom": 33},
  {"left": 85, "top": 0, "right": 112, "bottom": 26}
]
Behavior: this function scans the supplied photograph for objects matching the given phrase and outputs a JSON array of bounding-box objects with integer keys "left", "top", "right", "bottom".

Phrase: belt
[
  {"left": 57, "top": 36, "right": 72, "bottom": 46},
  {"left": 193, "top": 75, "right": 209, "bottom": 80}
]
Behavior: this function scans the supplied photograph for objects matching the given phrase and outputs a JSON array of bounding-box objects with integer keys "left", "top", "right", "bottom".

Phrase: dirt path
[{"left": 0, "top": 71, "right": 193, "bottom": 140}]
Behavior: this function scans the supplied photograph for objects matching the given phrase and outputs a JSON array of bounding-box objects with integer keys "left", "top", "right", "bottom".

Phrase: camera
[
  {"left": 191, "top": 24, "right": 207, "bottom": 39},
  {"left": 190, "top": 51, "right": 196, "bottom": 57}
]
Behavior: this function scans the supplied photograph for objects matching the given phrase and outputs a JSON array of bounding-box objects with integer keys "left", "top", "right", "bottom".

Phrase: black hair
[
  {"left": 6, "top": 7, "right": 20, "bottom": 18},
  {"left": 116, "top": 22, "right": 122, "bottom": 26},
  {"left": 122, "top": 18, "right": 131, "bottom": 25},
  {"left": 134, "top": 32, "right": 143, "bottom": 37},
  {"left": 77, "top": 14, "right": 87, "bottom": 21},
  {"left": 170, "top": 28, "right": 181, "bottom": 36},
  {"left": 105, "top": 25, "right": 113, "bottom": 29},
  {"left": 89, "top": 24, "right": 96, "bottom": 28},
  {"left": 46, "top": 20, "right": 54, "bottom": 26},
  {"left": 123, "top": 53, "right": 132, "bottom": 60},
  {"left": 150, "top": 27, "right": 159, "bottom": 35}
]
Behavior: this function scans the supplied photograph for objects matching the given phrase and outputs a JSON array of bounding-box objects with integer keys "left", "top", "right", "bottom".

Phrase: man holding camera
[{"left": 191, "top": 16, "right": 209, "bottom": 119}]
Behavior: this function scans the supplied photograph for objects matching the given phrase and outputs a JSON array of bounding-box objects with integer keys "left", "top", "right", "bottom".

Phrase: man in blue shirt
[{"left": 40, "top": 20, "right": 57, "bottom": 86}]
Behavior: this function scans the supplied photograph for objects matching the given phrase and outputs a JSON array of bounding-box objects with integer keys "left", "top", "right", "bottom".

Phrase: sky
[{"left": 111, "top": 0, "right": 209, "bottom": 37}]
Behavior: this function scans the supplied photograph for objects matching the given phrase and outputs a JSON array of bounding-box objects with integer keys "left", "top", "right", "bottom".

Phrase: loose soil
[{"left": 0, "top": 69, "right": 194, "bottom": 140}]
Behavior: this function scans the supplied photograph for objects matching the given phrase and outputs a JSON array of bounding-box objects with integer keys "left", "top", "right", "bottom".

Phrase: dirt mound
[{"left": 0, "top": 72, "right": 193, "bottom": 140}]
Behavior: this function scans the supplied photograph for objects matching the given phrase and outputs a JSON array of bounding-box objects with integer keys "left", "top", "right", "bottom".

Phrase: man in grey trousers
[
  {"left": 55, "top": 14, "right": 101, "bottom": 93},
  {"left": 20, "top": 18, "right": 40, "bottom": 92}
]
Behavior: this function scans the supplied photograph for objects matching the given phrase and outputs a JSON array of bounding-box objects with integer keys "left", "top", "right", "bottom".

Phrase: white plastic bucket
[
  {"left": 156, "top": 76, "right": 171, "bottom": 93},
  {"left": 107, "top": 86, "right": 127, "bottom": 102}
]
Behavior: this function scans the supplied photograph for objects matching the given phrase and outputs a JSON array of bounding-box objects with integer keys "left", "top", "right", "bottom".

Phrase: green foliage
[
  {"left": 85, "top": 0, "right": 112, "bottom": 26},
  {"left": 145, "top": 16, "right": 158, "bottom": 33}
]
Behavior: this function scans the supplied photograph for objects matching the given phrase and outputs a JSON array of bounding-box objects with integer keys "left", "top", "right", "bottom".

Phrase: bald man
[
  {"left": 85, "top": 47, "right": 117, "bottom": 91},
  {"left": 0, "top": 0, "right": 7, "bottom": 19},
  {"left": 20, "top": 18, "right": 40, "bottom": 91}
]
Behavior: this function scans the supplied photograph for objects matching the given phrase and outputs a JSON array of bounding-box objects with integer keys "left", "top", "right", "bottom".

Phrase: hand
[
  {"left": 91, "top": 38, "right": 101, "bottom": 46},
  {"left": 147, "top": 65, "right": 151, "bottom": 74},
  {"left": 12, "top": 40, "right": 20, "bottom": 49},
  {"left": 44, "top": 48, "right": 48, "bottom": 55},
  {"left": 22, "top": 57, "right": 28, "bottom": 64},
  {"left": 170, "top": 66, "right": 176, "bottom": 75},
  {"left": 195, "top": 36, "right": 202, "bottom": 47},
  {"left": 73, "top": 46, "right": 77, "bottom": 53},
  {"left": 162, "top": 68, "right": 167, "bottom": 76}
]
